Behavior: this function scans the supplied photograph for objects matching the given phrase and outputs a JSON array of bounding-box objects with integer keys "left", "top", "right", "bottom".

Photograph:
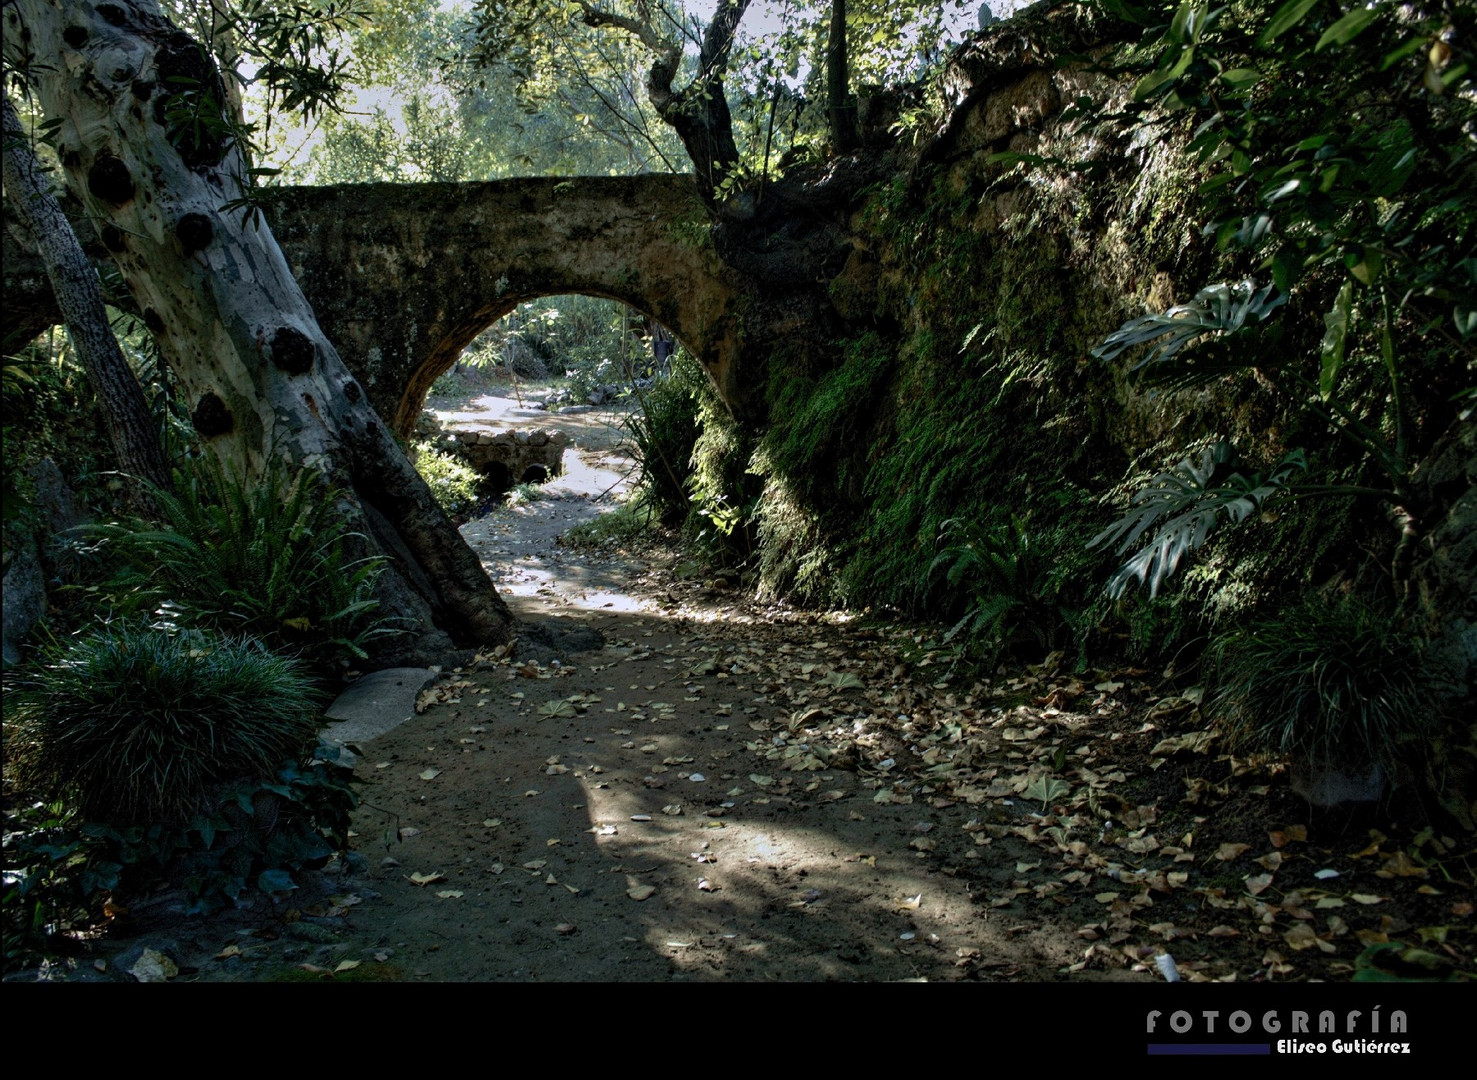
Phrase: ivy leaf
[{"left": 257, "top": 868, "right": 297, "bottom": 893}]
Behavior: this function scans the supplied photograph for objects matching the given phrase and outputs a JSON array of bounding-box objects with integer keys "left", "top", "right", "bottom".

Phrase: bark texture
[
  {"left": 826, "top": 0, "right": 858, "bottom": 153},
  {"left": 578, "top": 0, "right": 751, "bottom": 204},
  {"left": 3, "top": 0, "right": 514, "bottom": 655},
  {"left": 2, "top": 95, "right": 172, "bottom": 501}
]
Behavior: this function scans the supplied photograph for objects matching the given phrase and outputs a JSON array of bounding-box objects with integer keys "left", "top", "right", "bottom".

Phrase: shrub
[
  {"left": 83, "top": 739, "right": 359, "bottom": 912},
  {"left": 1205, "top": 594, "right": 1444, "bottom": 773},
  {"left": 6, "top": 625, "right": 324, "bottom": 824},
  {"left": 412, "top": 441, "right": 481, "bottom": 518},
  {"left": 89, "top": 456, "right": 398, "bottom": 663},
  {"left": 624, "top": 350, "right": 703, "bottom": 526},
  {"left": 927, "top": 514, "right": 1079, "bottom": 666}
]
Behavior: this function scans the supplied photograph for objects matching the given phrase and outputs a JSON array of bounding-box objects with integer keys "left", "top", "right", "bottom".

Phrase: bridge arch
[
  {"left": 404, "top": 287, "right": 688, "bottom": 427},
  {"left": 263, "top": 175, "right": 750, "bottom": 436}
]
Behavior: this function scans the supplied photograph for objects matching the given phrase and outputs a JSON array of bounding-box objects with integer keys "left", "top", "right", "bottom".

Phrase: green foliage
[
  {"left": 760, "top": 334, "right": 892, "bottom": 506},
  {"left": 524, "top": 295, "right": 637, "bottom": 396},
  {"left": 81, "top": 740, "right": 359, "bottom": 913},
  {"left": 88, "top": 456, "right": 398, "bottom": 665},
  {"left": 2, "top": 334, "right": 114, "bottom": 534},
  {"left": 685, "top": 368, "right": 762, "bottom": 568},
  {"left": 509, "top": 481, "right": 547, "bottom": 504},
  {"left": 1083, "top": 0, "right": 1476, "bottom": 599},
  {"left": 1205, "top": 593, "right": 1445, "bottom": 770},
  {"left": 624, "top": 350, "right": 705, "bottom": 526},
  {"left": 412, "top": 442, "right": 481, "bottom": 519},
  {"left": 1, "top": 798, "right": 108, "bottom": 971},
  {"left": 1090, "top": 440, "right": 1309, "bottom": 599},
  {"left": 3, "top": 734, "right": 359, "bottom": 961},
  {"left": 563, "top": 494, "right": 659, "bottom": 546},
  {"left": 5, "top": 625, "right": 323, "bottom": 823},
  {"left": 929, "top": 514, "right": 1079, "bottom": 664}
]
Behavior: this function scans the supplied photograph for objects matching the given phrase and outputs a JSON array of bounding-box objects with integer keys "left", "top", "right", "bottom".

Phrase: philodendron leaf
[
  {"left": 1089, "top": 443, "right": 1308, "bottom": 599},
  {"left": 1094, "top": 280, "right": 1287, "bottom": 369}
]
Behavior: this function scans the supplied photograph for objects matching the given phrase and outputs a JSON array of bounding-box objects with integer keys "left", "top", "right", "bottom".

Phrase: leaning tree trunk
[
  {"left": 3, "top": 0, "right": 514, "bottom": 654},
  {"left": 3, "top": 95, "right": 172, "bottom": 505}
]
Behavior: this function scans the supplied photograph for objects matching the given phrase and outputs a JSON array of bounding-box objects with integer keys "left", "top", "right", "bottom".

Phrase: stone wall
[{"left": 443, "top": 428, "right": 568, "bottom": 490}]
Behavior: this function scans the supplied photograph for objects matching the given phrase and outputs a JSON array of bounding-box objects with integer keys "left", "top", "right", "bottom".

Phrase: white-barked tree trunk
[{"left": 3, "top": 0, "right": 514, "bottom": 656}]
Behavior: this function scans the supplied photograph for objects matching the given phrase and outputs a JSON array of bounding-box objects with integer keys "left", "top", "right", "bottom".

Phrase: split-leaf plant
[{"left": 1082, "top": 0, "right": 1475, "bottom": 602}]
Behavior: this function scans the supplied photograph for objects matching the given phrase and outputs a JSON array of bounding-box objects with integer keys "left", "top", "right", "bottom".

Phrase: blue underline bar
[{"left": 1148, "top": 1044, "right": 1273, "bottom": 1056}]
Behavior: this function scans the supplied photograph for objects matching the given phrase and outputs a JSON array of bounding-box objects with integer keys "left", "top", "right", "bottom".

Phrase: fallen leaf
[
  {"left": 554, "top": 923, "right": 578, "bottom": 935},
  {"left": 1378, "top": 850, "right": 1429, "bottom": 879},
  {"left": 1216, "top": 843, "right": 1251, "bottom": 862},
  {"left": 418, "top": 768, "right": 441, "bottom": 781},
  {"left": 895, "top": 894, "right": 922, "bottom": 912},
  {"left": 435, "top": 890, "right": 464, "bottom": 899},
  {"left": 1282, "top": 923, "right": 1336, "bottom": 954},
  {"left": 334, "top": 960, "right": 361, "bottom": 973},
  {"left": 627, "top": 884, "right": 657, "bottom": 901},
  {"left": 1244, "top": 873, "right": 1274, "bottom": 896},
  {"left": 405, "top": 871, "right": 445, "bottom": 886},
  {"left": 1268, "top": 825, "right": 1307, "bottom": 847},
  {"left": 1351, "top": 893, "right": 1387, "bottom": 905},
  {"left": 1023, "top": 774, "right": 1071, "bottom": 809},
  {"left": 130, "top": 949, "right": 178, "bottom": 983},
  {"left": 1255, "top": 851, "right": 1284, "bottom": 872},
  {"left": 1150, "top": 731, "right": 1218, "bottom": 756},
  {"left": 822, "top": 671, "right": 865, "bottom": 691}
]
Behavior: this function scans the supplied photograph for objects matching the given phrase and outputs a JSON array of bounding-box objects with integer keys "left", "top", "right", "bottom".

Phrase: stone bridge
[{"left": 4, "top": 174, "right": 751, "bottom": 436}]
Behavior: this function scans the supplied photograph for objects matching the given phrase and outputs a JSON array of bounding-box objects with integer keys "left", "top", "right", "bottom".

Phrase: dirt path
[{"left": 20, "top": 393, "right": 1471, "bottom": 984}]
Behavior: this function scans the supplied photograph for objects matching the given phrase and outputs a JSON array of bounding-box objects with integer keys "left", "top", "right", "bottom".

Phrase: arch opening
[
  {"left": 411, "top": 294, "right": 683, "bottom": 497},
  {"left": 397, "top": 291, "right": 695, "bottom": 438}
]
